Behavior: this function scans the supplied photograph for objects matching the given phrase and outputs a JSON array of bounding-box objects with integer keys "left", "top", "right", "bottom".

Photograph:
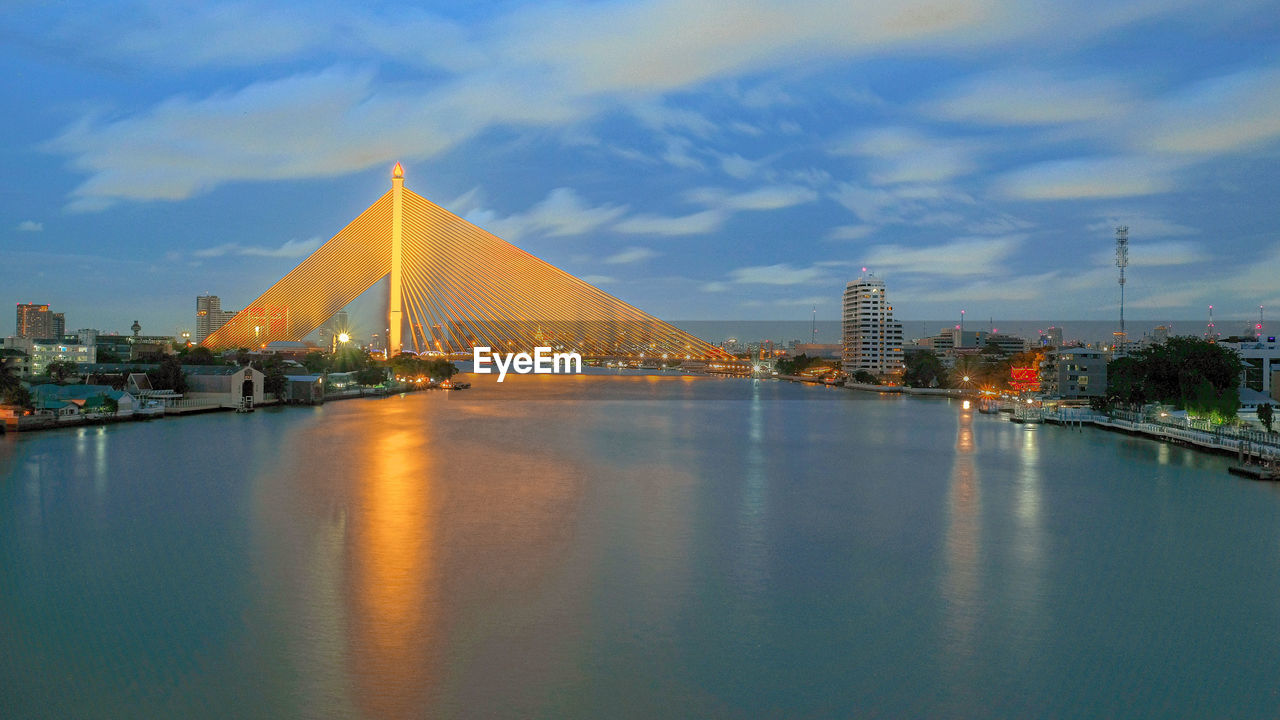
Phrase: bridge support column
[{"left": 389, "top": 162, "right": 404, "bottom": 357}]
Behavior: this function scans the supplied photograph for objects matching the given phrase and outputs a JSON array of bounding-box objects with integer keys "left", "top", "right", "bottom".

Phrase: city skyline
[{"left": 4, "top": 0, "right": 1280, "bottom": 336}]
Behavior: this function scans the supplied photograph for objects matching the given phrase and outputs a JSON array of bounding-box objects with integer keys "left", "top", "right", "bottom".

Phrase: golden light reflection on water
[
  {"left": 347, "top": 412, "right": 437, "bottom": 719},
  {"left": 943, "top": 409, "right": 980, "bottom": 657}
]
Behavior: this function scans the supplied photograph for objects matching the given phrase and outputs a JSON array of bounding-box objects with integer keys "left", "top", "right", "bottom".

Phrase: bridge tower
[{"left": 389, "top": 162, "right": 404, "bottom": 357}]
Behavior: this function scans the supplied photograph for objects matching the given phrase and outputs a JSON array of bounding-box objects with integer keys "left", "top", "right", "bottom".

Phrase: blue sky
[{"left": 3, "top": 0, "right": 1280, "bottom": 339}]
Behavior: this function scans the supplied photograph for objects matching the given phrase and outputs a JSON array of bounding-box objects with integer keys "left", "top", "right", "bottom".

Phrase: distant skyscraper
[
  {"left": 15, "top": 303, "right": 53, "bottom": 339},
  {"left": 842, "top": 272, "right": 903, "bottom": 377},
  {"left": 196, "top": 295, "right": 239, "bottom": 344},
  {"left": 1040, "top": 326, "right": 1063, "bottom": 348},
  {"left": 52, "top": 312, "right": 65, "bottom": 339}
]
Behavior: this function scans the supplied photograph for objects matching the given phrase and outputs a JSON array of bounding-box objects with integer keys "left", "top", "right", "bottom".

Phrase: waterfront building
[
  {"left": 15, "top": 303, "right": 53, "bottom": 339},
  {"left": 1039, "top": 326, "right": 1063, "bottom": 347},
  {"left": 841, "top": 273, "right": 904, "bottom": 378},
  {"left": 1221, "top": 338, "right": 1280, "bottom": 395},
  {"left": 1040, "top": 347, "right": 1107, "bottom": 399},
  {"left": 195, "top": 295, "right": 239, "bottom": 345},
  {"left": 790, "top": 343, "right": 842, "bottom": 359},
  {"left": 185, "top": 365, "right": 265, "bottom": 408},
  {"left": 2, "top": 336, "right": 95, "bottom": 376},
  {"left": 917, "top": 329, "right": 1026, "bottom": 356}
]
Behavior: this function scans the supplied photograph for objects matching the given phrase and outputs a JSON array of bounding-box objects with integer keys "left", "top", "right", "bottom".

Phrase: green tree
[
  {"left": 44, "top": 360, "right": 77, "bottom": 383},
  {"left": 262, "top": 365, "right": 287, "bottom": 398},
  {"left": 303, "top": 351, "right": 330, "bottom": 373},
  {"left": 903, "top": 351, "right": 945, "bottom": 388},
  {"left": 146, "top": 356, "right": 187, "bottom": 394},
  {"left": 356, "top": 366, "right": 387, "bottom": 386},
  {"left": 1257, "top": 402, "right": 1274, "bottom": 433},
  {"left": 4, "top": 385, "right": 32, "bottom": 410},
  {"left": 0, "top": 361, "right": 19, "bottom": 395},
  {"left": 95, "top": 348, "right": 123, "bottom": 363},
  {"left": 852, "top": 370, "right": 878, "bottom": 385},
  {"left": 181, "top": 346, "right": 220, "bottom": 365}
]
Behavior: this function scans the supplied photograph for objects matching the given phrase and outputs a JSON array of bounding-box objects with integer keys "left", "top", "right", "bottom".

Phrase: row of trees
[
  {"left": 1105, "top": 337, "right": 1243, "bottom": 421},
  {"left": 901, "top": 345, "right": 1043, "bottom": 390}
]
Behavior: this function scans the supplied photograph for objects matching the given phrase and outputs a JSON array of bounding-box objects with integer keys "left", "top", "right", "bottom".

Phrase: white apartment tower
[
  {"left": 195, "top": 295, "right": 239, "bottom": 345},
  {"left": 842, "top": 273, "right": 904, "bottom": 378}
]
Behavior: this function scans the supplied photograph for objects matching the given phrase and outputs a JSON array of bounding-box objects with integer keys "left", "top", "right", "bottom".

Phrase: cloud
[
  {"left": 830, "top": 182, "right": 973, "bottom": 225},
  {"left": 194, "top": 237, "right": 324, "bottom": 258},
  {"left": 1127, "top": 288, "right": 1210, "bottom": 310},
  {"left": 614, "top": 209, "right": 727, "bottom": 236},
  {"left": 742, "top": 296, "right": 831, "bottom": 308},
  {"left": 45, "top": 0, "right": 1139, "bottom": 210},
  {"left": 604, "top": 246, "right": 658, "bottom": 264},
  {"left": 701, "top": 281, "right": 730, "bottom": 293},
  {"left": 862, "top": 235, "right": 1023, "bottom": 276},
  {"left": 1137, "top": 66, "right": 1280, "bottom": 155},
  {"left": 827, "top": 224, "right": 875, "bottom": 241},
  {"left": 929, "top": 69, "right": 1133, "bottom": 126},
  {"left": 992, "top": 156, "right": 1178, "bottom": 200},
  {"left": 1088, "top": 240, "right": 1206, "bottom": 267},
  {"left": 830, "top": 126, "right": 980, "bottom": 184},
  {"left": 688, "top": 184, "right": 818, "bottom": 211},
  {"left": 728, "top": 263, "right": 832, "bottom": 286},
  {"left": 15, "top": 220, "right": 43, "bottom": 232},
  {"left": 905, "top": 271, "right": 1060, "bottom": 303},
  {"left": 466, "top": 187, "right": 627, "bottom": 241},
  {"left": 1085, "top": 213, "right": 1198, "bottom": 239},
  {"left": 578, "top": 274, "right": 617, "bottom": 285}
]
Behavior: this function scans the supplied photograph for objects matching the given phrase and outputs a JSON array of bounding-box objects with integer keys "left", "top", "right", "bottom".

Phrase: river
[{"left": 3, "top": 373, "right": 1278, "bottom": 718}]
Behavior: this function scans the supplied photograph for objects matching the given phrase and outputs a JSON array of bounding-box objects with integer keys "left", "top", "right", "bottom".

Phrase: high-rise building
[
  {"left": 196, "top": 295, "right": 239, "bottom": 344},
  {"left": 841, "top": 273, "right": 903, "bottom": 378},
  {"left": 52, "top": 312, "right": 65, "bottom": 339},
  {"left": 16, "top": 303, "right": 53, "bottom": 339}
]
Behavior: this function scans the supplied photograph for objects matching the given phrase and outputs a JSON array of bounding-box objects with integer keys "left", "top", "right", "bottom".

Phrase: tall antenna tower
[
  {"left": 1259, "top": 305, "right": 1265, "bottom": 339},
  {"left": 1206, "top": 305, "right": 1216, "bottom": 342},
  {"left": 1115, "top": 226, "right": 1129, "bottom": 352},
  {"left": 812, "top": 305, "right": 818, "bottom": 343}
]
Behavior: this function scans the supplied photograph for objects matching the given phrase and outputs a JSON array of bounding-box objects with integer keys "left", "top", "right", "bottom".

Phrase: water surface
[{"left": 3, "top": 374, "right": 1278, "bottom": 718}]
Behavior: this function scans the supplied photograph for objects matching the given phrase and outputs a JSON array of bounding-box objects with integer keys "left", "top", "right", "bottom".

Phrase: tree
[
  {"left": 0, "top": 362, "right": 19, "bottom": 395},
  {"left": 44, "top": 360, "right": 77, "bottom": 383},
  {"left": 1257, "top": 402, "right": 1273, "bottom": 433},
  {"left": 1104, "top": 337, "right": 1244, "bottom": 419},
  {"left": 181, "top": 346, "right": 220, "bottom": 365},
  {"left": 146, "top": 356, "right": 187, "bottom": 394},
  {"left": 852, "top": 370, "right": 878, "bottom": 385},
  {"left": 3, "top": 385, "right": 32, "bottom": 411},
  {"left": 356, "top": 366, "right": 387, "bottom": 386},
  {"left": 262, "top": 366, "right": 287, "bottom": 398},
  {"left": 302, "top": 351, "right": 330, "bottom": 373},
  {"left": 903, "top": 351, "right": 945, "bottom": 388},
  {"left": 95, "top": 348, "right": 124, "bottom": 363}
]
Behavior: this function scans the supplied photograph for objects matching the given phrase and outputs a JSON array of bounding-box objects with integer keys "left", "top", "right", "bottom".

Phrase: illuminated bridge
[{"left": 202, "top": 164, "right": 730, "bottom": 362}]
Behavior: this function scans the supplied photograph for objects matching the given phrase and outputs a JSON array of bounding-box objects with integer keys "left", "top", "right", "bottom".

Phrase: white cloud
[
  {"left": 1088, "top": 240, "right": 1206, "bottom": 267},
  {"left": 1137, "top": 66, "right": 1280, "bottom": 155},
  {"left": 615, "top": 209, "right": 727, "bottom": 236},
  {"left": 15, "top": 220, "right": 43, "bottom": 232},
  {"left": 1085, "top": 213, "right": 1198, "bottom": 239},
  {"left": 467, "top": 188, "right": 627, "bottom": 242},
  {"left": 827, "top": 224, "right": 875, "bottom": 241},
  {"left": 830, "top": 182, "right": 974, "bottom": 225},
  {"left": 578, "top": 274, "right": 617, "bottom": 285},
  {"left": 992, "top": 156, "right": 1179, "bottom": 200},
  {"left": 929, "top": 69, "right": 1134, "bottom": 126},
  {"left": 604, "top": 246, "right": 658, "bottom": 264},
  {"left": 831, "top": 126, "right": 981, "bottom": 185},
  {"left": 688, "top": 184, "right": 818, "bottom": 211},
  {"left": 728, "top": 263, "right": 831, "bottom": 286},
  {"left": 862, "top": 236, "right": 1022, "bottom": 276},
  {"left": 194, "top": 237, "right": 324, "bottom": 258}
]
